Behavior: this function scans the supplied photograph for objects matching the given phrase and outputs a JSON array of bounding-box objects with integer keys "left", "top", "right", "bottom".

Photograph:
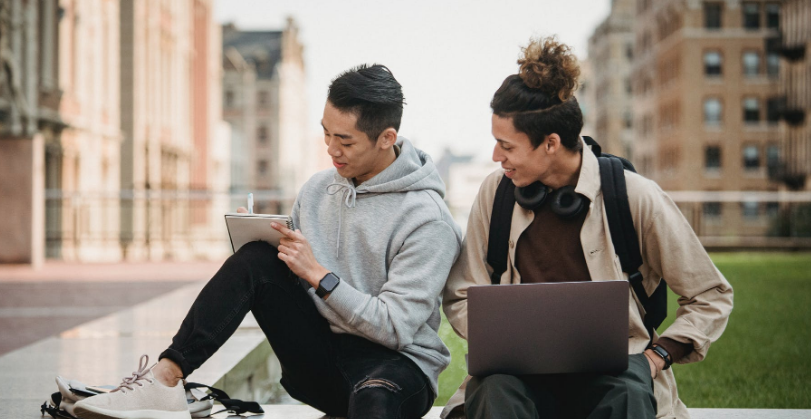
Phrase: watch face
[{"left": 321, "top": 273, "right": 340, "bottom": 292}]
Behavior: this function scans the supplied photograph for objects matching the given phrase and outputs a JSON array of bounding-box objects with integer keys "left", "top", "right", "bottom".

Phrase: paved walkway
[
  {"left": 0, "top": 260, "right": 224, "bottom": 283},
  {"left": 0, "top": 261, "right": 223, "bottom": 356}
]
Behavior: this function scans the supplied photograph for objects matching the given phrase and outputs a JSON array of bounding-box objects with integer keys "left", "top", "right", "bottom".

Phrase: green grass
[{"left": 435, "top": 252, "right": 811, "bottom": 408}]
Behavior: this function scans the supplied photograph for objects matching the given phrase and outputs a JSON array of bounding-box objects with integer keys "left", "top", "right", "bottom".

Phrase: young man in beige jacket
[{"left": 441, "top": 37, "right": 733, "bottom": 419}]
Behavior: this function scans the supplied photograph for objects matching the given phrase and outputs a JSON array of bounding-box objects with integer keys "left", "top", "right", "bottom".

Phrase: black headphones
[{"left": 514, "top": 182, "right": 588, "bottom": 219}]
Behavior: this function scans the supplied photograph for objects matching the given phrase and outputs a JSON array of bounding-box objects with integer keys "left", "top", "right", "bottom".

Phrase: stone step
[{"left": 206, "top": 406, "right": 811, "bottom": 419}]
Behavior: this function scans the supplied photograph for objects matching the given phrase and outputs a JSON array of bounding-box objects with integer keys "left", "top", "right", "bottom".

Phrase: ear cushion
[
  {"left": 550, "top": 186, "right": 587, "bottom": 219},
  {"left": 514, "top": 181, "right": 549, "bottom": 211}
]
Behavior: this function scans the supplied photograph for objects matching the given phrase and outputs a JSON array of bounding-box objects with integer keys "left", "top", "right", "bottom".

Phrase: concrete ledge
[{"left": 207, "top": 406, "right": 811, "bottom": 419}]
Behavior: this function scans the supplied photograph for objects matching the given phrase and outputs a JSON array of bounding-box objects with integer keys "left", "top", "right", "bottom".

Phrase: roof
[{"left": 222, "top": 29, "right": 283, "bottom": 79}]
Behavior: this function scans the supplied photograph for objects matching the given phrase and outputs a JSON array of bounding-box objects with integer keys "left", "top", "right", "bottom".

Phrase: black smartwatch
[
  {"left": 650, "top": 344, "right": 673, "bottom": 370},
  {"left": 316, "top": 272, "right": 340, "bottom": 299}
]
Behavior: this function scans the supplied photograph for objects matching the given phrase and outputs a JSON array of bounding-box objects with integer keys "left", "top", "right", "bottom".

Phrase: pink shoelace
[{"left": 112, "top": 354, "right": 155, "bottom": 393}]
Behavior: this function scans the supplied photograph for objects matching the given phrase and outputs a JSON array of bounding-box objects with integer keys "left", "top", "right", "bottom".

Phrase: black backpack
[{"left": 486, "top": 136, "right": 668, "bottom": 344}]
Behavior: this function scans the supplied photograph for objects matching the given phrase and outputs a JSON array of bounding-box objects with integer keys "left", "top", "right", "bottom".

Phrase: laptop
[{"left": 467, "top": 280, "right": 628, "bottom": 376}]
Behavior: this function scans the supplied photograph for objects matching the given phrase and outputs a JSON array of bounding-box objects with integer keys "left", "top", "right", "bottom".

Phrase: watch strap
[{"left": 650, "top": 344, "right": 673, "bottom": 370}]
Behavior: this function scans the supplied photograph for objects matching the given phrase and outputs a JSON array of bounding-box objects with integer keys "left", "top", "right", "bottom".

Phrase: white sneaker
[{"left": 74, "top": 355, "right": 191, "bottom": 419}]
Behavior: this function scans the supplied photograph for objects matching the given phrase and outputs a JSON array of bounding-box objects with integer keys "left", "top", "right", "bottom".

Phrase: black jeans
[{"left": 160, "top": 241, "right": 433, "bottom": 419}]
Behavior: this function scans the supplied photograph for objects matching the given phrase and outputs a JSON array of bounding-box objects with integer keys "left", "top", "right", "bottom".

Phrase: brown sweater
[
  {"left": 515, "top": 201, "right": 691, "bottom": 362},
  {"left": 515, "top": 202, "right": 591, "bottom": 284}
]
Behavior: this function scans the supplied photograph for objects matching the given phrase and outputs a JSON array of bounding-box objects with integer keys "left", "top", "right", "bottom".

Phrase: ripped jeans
[{"left": 159, "top": 241, "right": 433, "bottom": 419}]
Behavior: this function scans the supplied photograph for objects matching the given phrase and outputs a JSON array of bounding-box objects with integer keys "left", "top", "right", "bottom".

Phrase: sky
[{"left": 214, "top": 0, "right": 611, "bottom": 161}]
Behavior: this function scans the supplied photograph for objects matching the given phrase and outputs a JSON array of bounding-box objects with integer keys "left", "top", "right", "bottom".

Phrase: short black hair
[{"left": 327, "top": 64, "right": 405, "bottom": 141}]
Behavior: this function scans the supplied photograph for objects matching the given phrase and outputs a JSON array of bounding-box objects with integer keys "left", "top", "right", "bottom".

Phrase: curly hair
[{"left": 491, "top": 36, "right": 583, "bottom": 150}]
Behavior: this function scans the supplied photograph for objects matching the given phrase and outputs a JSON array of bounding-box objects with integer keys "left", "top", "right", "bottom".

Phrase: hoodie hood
[
  {"left": 323, "top": 137, "right": 445, "bottom": 257},
  {"left": 329, "top": 137, "right": 446, "bottom": 197}
]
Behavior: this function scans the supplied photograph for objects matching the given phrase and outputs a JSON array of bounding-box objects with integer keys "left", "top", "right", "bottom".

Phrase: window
[
  {"left": 766, "top": 202, "right": 779, "bottom": 217},
  {"left": 626, "top": 43, "right": 634, "bottom": 60},
  {"left": 705, "top": 3, "right": 722, "bottom": 29},
  {"left": 704, "top": 98, "right": 722, "bottom": 125},
  {"left": 767, "top": 98, "right": 781, "bottom": 123},
  {"left": 225, "top": 90, "right": 234, "bottom": 108},
  {"left": 704, "top": 51, "right": 722, "bottom": 76},
  {"left": 703, "top": 202, "right": 722, "bottom": 218},
  {"left": 742, "top": 201, "right": 760, "bottom": 219},
  {"left": 766, "top": 3, "right": 780, "bottom": 29},
  {"left": 624, "top": 111, "right": 633, "bottom": 129},
  {"left": 258, "top": 160, "right": 268, "bottom": 175},
  {"left": 767, "top": 52, "right": 780, "bottom": 77},
  {"left": 705, "top": 146, "right": 721, "bottom": 170},
  {"left": 257, "top": 126, "right": 268, "bottom": 143},
  {"left": 257, "top": 91, "right": 269, "bottom": 107},
  {"left": 744, "top": 98, "right": 760, "bottom": 123},
  {"left": 767, "top": 144, "right": 780, "bottom": 170},
  {"left": 743, "top": 3, "right": 760, "bottom": 29},
  {"left": 743, "top": 145, "right": 760, "bottom": 169},
  {"left": 743, "top": 51, "right": 760, "bottom": 76}
]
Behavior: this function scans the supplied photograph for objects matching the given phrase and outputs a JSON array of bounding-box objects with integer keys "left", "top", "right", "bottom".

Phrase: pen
[{"left": 248, "top": 193, "right": 254, "bottom": 214}]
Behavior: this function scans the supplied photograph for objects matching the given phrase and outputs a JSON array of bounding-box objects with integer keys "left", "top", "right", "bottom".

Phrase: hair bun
[{"left": 517, "top": 37, "right": 580, "bottom": 102}]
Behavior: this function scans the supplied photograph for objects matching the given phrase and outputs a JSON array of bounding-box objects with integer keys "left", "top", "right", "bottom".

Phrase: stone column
[{"left": 0, "top": 134, "right": 45, "bottom": 266}]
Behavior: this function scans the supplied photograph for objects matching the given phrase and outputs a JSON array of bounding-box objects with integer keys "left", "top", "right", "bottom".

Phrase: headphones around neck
[{"left": 514, "top": 182, "right": 588, "bottom": 219}]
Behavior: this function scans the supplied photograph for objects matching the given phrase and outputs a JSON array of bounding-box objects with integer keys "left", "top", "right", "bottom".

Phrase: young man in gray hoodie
[{"left": 75, "top": 65, "right": 462, "bottom": 419}]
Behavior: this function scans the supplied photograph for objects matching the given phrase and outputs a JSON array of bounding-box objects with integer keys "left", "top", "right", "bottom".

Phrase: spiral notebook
[{"left": 224, "top": 213, "right": 293, "bottom": 253}]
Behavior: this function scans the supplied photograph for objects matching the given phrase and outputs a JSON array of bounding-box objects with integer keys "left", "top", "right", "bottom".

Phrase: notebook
[
  {"left": 224, "top": 213, "right": 293, "bottom": 253},
  {"left": 467, "top": 280, "right": 628, "bottom": 376}
]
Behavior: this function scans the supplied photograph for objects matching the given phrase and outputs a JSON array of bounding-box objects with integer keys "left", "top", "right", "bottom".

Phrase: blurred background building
[
  {"left": 1, "top": 0, "right": 809, "bottom": 265},
  {"left": 0, "top": 0, "right": 64, "bottom": 266},
  {"left": 222, "top": 18, "right": 309, "bottom": 215},
  {"left": 632, "top": 0, "right": 783, "bottom": 241},
  {"left": 772, "top": 0, "right": 809, "bottom": 189},
  {"left": 575, "top": 0, "right": 809, "bottom": 248},
  {"left": 587, "top": 0, "right": 635, "bottom": 158},
  {"left": 50, "top": 0, "right": 122, "bottom": 262},
  {"left": 0, "top": 0, "right": 311, "bottom": 264}
]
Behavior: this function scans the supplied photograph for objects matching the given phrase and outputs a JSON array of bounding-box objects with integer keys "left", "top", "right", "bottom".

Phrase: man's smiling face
[{"left": 322, "top": 101, "right": 392, "bottom": 184}]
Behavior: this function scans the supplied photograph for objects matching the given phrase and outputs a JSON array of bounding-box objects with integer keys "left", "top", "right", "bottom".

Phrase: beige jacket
[{"left": 441, "top": 141, "right": 733, "bottom": 418}]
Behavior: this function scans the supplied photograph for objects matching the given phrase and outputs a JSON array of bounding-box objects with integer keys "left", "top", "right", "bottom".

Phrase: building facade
[
  {"left": 632, "top": 0, "right": 783, "bottom": 237},
  {"left": 587, "top": 0, "right": 636, "bottom": 159},
  {"left": 222, "top": 19, "right": 309, "bottom": 214},
  {"left": 0, "top": 0, "right": 64, "bottom": 265},
  {"left": 773, "top": 0, "right": 810, "bottom": 191},
  {"left": 188, "top": 0, "right": 231, "bottom": 259},
  {"left": 119, "top": 0, "right": 227, "bottom": 261},
  {"left": 48, "top": 0, "right": 122, "bottom": 262}
]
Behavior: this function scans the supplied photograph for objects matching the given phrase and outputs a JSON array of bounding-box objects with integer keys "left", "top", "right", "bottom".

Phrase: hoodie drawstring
[{"left": 327, "top": 182, "right": 361, "bottom": 258}]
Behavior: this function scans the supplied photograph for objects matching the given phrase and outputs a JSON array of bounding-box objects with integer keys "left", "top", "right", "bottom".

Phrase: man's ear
[
  {"left": 545, "top": 134, "right": 562, "bottom": 154},
  {"left": 377, "top": 127, "right": 398, "bottom": 149}
]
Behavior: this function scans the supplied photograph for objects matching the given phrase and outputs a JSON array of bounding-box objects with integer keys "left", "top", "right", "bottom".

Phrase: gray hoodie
[{"left": 291, "top": 137, "right": 462, "bottom": 396}]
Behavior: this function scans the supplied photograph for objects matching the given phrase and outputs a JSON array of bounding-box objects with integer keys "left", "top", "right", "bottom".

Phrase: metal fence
[
  {"left": 43, "top": 189, "right": 811, "bottom": 260},
  {"left": 667, "top": 190, "right": 811, "bottom": 250},
  {"left": 44, "top": 190, "right": 296, "bottom": 260}
]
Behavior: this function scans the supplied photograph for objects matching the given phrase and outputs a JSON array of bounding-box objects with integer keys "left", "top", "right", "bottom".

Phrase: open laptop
[{"left": 467, "top": 280, "right": 628, "bottom": 376}]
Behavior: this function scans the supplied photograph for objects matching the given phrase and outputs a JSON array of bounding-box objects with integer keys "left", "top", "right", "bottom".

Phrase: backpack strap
[
  {"left": 184, "top": 382, "right": 264, "bottom": 415},
  {"left": 487, "top": 175, "right": 516, "bottom": 285},
  {"left": 598, "top": 156, "right": 667, "bottom": 344},
  {"left": 582, "top": 135, "right": 602, "bottom": 156}
]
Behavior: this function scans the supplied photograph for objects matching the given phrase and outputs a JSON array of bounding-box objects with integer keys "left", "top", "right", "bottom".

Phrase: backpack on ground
[
  {"left": 41, "top": 376, "right": 262, "bottom": 419},
  {"left": 485, "top": 136, "right": 668, "bottom": 344}
]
